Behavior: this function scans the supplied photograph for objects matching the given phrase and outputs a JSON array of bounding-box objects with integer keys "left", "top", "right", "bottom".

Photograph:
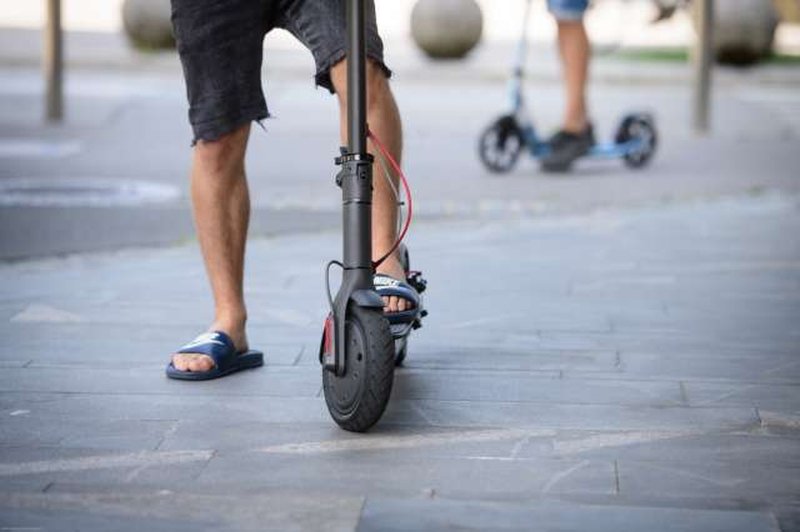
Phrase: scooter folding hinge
[
  {"left": 335, "top": 149, "right": 374, "bottom": 166},
  {"left": 335, "top": 148, "right": 374, "bottom": 187}
]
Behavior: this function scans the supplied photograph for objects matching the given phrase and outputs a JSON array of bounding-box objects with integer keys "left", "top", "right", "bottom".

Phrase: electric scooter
[
  {"left": 478, "top": 0, "right": 658, "bottom": 174},
  {"left": 319, "top": 0, "right": 426, "bottom": 432}
]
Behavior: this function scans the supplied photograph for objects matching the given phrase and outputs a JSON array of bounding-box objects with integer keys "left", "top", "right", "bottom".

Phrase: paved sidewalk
[
  {"left": 1, "top": 193, "right": 798, "bottom": 531},
  {"left": 2, "top": 60, "right": 799, "bottom": 259}
]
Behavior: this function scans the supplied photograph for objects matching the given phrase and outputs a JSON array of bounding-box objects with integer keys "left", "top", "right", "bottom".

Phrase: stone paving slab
[
  {"left": 0, "top": 366, "right": 320, "bottom": 397},
  {"left": 197, "top": 452, "right": 616, "bottom": 499},
  {"left": 0, "top": 323, "right": 307, "bottom": 367},
  {"left": 391, "top": 370, "right": 684, "bottom": 406},
  {"left": 383, "top": 400, "right": 758, "bottom": 432},
  {"left": 1, "top": 195, "right": 799, "bottom": 530},
  {"left": 0, "top": 491, "right": 365, "bottom": 532},
  {"left": 358, "top": 498, "right": 778, "bottom": 532}
]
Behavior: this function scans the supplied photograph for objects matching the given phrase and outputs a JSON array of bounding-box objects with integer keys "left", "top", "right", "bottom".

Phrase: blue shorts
[{"left": 548, "top": 0, "right": 589, "bottom": 20}]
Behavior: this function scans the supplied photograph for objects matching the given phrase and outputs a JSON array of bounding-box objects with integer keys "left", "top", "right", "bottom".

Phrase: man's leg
[
  {"left": 172, "top": 125, "right": 252, "bottom": 372},
  {"left": 557, "top": 19, "right": 590, "bottom": 133},
  {"left": 329, "top": 59, "right": 409, "bottom": 313}
]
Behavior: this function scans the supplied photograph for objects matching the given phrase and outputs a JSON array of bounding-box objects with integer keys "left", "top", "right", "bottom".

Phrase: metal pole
[
  {"left": 692, "top": 0, "right": 713, "bottom": 134},
  {"left": 342, "top": 0, "right": 372, "bottom": 274},
  {"left": 346, "top": 0, "right": 367, "bottom": 154},
  {"left": 44, "top": 0, "right": 64, "bottom": 122}
]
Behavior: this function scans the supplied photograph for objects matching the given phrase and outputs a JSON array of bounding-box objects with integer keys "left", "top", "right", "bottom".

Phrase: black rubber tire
[
  {"left": 615, "top": 114, "right": 658, "bottom": 169},
  {"left": 478, "top": 115, "right": 523, "bottom": 174},
  {"left": 323, "top": 304, "right": 395, "bottom": 432}
]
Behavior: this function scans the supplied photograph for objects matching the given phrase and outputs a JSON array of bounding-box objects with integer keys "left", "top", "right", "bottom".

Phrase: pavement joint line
[
  {"left": 438, "top": 313, "right": 519, "bottom": 330},
  {"left": 508, "top": 435, "right": 532, "bottom": 460},
  {"left": 690, "top": 384, "right": 757, "bottom": 407},
  {"left": 409, "top": 402, "right": 437, "bottom": 426},
  {"left": 291, "top": 345, "right": 305, "bottom": 366},
  {"left": 552, "top": 430, "right": 699, "bottom": 456},
  {"left": 153, "top": 420, "right": 181, "bottom": 452},
  {"left": 678, "top": 381, "right": 689, "bottom": 406},
  {"left": 762, "top": 359, "right": 800, "bottom": 376},
  {"left": 541, "top": 460, "right": 591, "bottom": 494},
  {"left": 122, "top": 463, "right": 149, "bottom": 484},
  {"left": 257, "top": 428, "right": 555, "bottom": 455},
  {"left": 0, "top": 450, "right": 214, "bottom": 477},
  {"left": 757, "top": 410, "right": 800, "bottom": 430},
  {"left": 632, "top": 461, "right": 747, "bottom": 489}
]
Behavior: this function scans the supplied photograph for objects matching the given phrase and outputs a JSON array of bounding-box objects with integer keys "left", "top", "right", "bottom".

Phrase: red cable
[{"left": 368, "top": 128, "right": 413, "bottom": 269}]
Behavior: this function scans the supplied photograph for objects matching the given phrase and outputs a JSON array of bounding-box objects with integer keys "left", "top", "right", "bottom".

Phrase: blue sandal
[
  {"left": 374, "top": 273, "right": 423, "bottom": 328},
  {"left": 166, "top": 331, "right": 263, "bottom": 381}
]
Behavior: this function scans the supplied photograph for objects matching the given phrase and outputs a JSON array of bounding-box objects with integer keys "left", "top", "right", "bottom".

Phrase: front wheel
[
  {"left": 323, "top": 304, "right": 395, "bottom": 432},
  {"left": 615, "top": 114, "right": 658, "bottom": 169},
  {"left": 478, "top": 115, "right": 523, "bottom": 174}
]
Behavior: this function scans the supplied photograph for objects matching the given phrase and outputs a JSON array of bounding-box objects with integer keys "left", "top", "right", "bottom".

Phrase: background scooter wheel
[
  {"left": 616, "top": 114, "right": 658, "bottom": 169},
  {"left": 323, "top": 304, "right": 395, "bottom": 432},
  {"left": 478, "top": 115, "right": 523, "bottom": 173}
]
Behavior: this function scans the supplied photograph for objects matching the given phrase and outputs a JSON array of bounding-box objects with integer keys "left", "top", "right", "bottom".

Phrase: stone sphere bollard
[
  {"left": 411, "top": 0, "right": 483, "bottom": 59},
  {"left": 697, "top": 0, "right": 778, "bottom": 65},
  {"left": 121, "top": 0, "right": 175, "bottom": 50}
]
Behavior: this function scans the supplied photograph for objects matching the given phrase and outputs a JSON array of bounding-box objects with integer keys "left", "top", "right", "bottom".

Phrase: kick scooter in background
[
  {"left": 319, "top": 0, "right": 426, "bottom": 432},
  {"left": 478, "top": 0, "right": 658, "bottom": 174}
]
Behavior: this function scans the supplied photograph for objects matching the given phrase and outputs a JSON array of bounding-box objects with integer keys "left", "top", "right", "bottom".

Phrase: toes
[
  {"left": 190, "top": 355, "right": 215, "bottom": 372},
  {"left": 381, "top": 296, "right": 413, "bottom": 313},
  {"left": 382, "top": 296, "right": 399, "bottom": 313},
  {"left": 172, "top": 354, "right": 215, "bottom": 373},
  {"left": 172, "top": 354, "right": 188, "bottom": 371}
]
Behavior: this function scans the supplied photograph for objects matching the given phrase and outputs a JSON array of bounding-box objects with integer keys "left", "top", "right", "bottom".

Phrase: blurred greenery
[{"left": 613, "top": 46, "right": 800, "bottom": 65}]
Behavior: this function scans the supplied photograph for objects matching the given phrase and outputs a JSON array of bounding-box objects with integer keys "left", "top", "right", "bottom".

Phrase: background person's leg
[
  {"left": 542, "top": 0, "right": 594, "bottom": 171},
  {"left": 548, "top": 0, "right": 591, "bottom": 132},
  {"left": 557, "top": 19, "right": 590, "bottom": 133},
  {"left": 329, "top": 60, "right": 409, "bottom": 314}
]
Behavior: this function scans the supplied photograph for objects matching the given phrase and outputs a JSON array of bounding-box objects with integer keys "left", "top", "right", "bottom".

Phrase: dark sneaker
[{"left": 540, "top": 124, "right": 596, "bottom": 173}]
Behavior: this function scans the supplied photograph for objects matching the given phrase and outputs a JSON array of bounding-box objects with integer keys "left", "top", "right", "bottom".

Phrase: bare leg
[
  {"left": 172, "top": 124, "right": 251, "bottom": 372},
  {"left": 557, "top": 19, "right": 590, "bottom": 133},
  {"left": 330, "top": 59, "right": 408, "bottom": 313}
]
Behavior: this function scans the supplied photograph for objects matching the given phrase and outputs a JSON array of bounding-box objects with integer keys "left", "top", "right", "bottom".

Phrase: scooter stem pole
[
  {"left": 514, "top": 0, "right": 533, "bottom": 77},
  {"left": 342, "top": 0, "right": 372, "bottom": 273},
  {"left": 347, "top": 0, "right": 368, "bottom": 154}
]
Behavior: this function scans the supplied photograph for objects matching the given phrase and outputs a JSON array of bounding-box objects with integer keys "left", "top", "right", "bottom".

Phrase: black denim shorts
[{"left": 171, "top": 0, "right": 391, "bottom": 143}]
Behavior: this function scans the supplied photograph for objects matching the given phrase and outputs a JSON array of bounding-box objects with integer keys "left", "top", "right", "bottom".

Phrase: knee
[
  {"left": 330, "top": 59, "right": 392, "bottom": 110},
  {"left": 366, "top": 60, "right": 392, "bottom": 106},
  {"left": 556, "top": 18, "right": 585, "bottom": 32},
  {"left": 193, "top": 124, "right": 249, "bottom": 176}
]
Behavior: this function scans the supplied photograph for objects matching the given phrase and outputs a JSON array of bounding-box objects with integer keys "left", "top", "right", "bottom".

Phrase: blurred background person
[{"left": 540, "top": 0, "right": 595, "bottom": 172}]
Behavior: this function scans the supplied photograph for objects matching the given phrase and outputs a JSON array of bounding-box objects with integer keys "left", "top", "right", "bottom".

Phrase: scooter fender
[
  {"left": 349, "top": 289, "right": 384, "bottom": 309},
  {"left": 320, "top": 288, "right": 384, "bottom": 374}
]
